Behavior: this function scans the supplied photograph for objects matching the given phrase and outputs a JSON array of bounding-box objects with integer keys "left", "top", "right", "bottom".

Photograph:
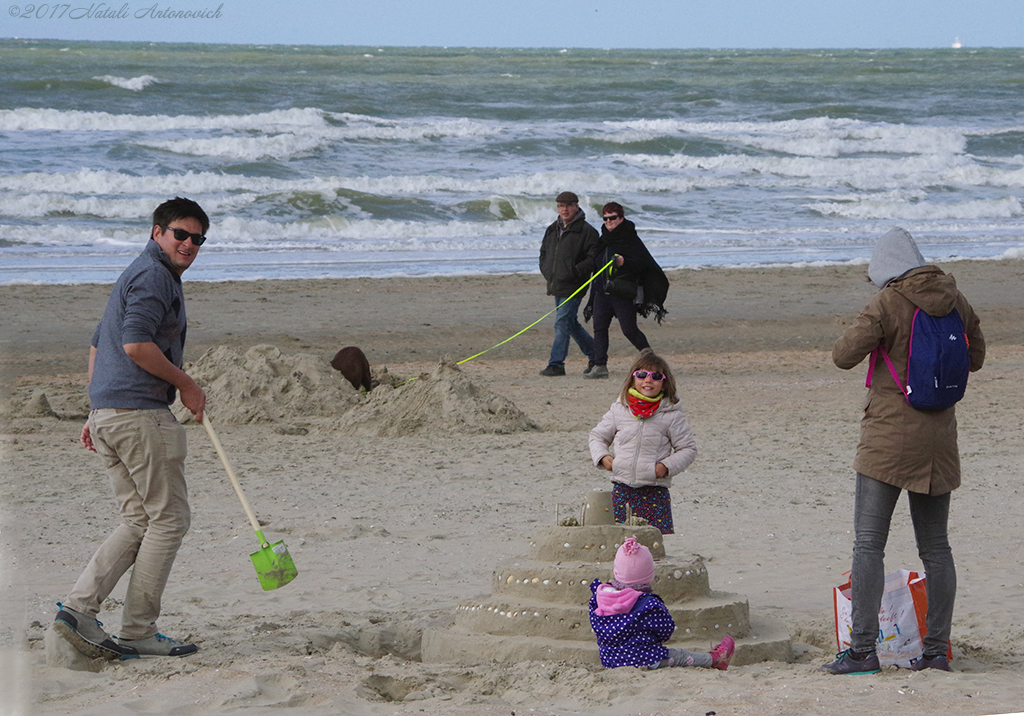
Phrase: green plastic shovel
[{"left": 202, "top": 415, "right": 298, "bottom": 591}]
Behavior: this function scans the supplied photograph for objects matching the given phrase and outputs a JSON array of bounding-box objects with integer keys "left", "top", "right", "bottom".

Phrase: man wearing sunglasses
[
  {"left": 54, "top": 197, "right": 210, "bottom": 660},
  {"left": 538, "top": 191, "right": 599, "bottom": 376}
]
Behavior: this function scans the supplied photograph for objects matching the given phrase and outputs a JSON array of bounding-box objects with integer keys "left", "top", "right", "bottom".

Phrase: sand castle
[{"left": 423, "top": 490, "right": 793, "bottom": 667}]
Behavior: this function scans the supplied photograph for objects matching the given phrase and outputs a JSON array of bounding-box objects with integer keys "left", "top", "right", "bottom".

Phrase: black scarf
[{"left": 585, "top": 219, "right": 669, "bottom": 324}]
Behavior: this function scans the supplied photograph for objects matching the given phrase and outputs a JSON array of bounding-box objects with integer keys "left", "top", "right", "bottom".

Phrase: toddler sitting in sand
[{"left": 589, "top": 536, "right": 734, "bottom": 670}]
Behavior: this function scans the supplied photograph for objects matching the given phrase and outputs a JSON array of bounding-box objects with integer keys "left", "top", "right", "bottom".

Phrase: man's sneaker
[
  {"left": 819, "top": 649, "right": 881, "bottom": 675},
  {"left": 539, "top": 364, "right": 566, "bottom": 377},
  {"left": 583, "top": 364, "right": 609, "bottom": 379},
  {"left": 710, "top": 635, "right": 735, "bottom": 670},
  {"left": 53, "top": 603, "right": 126, "bottom": 660},
  {"left": 115, "top": 632, "right": 198, "bottom": 658},
  {"left": 910, "top": 654, "right": 951, "bottom": 671},
  {"left": 583, "top": 360, "right": 597, "bottom": 375}
]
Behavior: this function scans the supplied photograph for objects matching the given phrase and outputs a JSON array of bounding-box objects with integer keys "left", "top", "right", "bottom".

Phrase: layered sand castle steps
[{"left": 423, "top": 518, "right": 793, "bottom": 667}]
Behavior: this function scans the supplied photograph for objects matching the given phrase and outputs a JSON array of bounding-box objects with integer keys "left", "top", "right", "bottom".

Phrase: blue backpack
[{"left": 867, "top": 308, "right": 970, "bottom": 411}]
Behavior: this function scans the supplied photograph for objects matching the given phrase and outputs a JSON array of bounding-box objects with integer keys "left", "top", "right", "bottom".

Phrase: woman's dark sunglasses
[
  {"left": 603, "top": 215, "right": 621, "bottom": 222},
  {"left": 633, "top": 370, "right": 665, "bottom": 381},
  {"left": 161, "top": 225, "right": 207, "bottom": 246}
]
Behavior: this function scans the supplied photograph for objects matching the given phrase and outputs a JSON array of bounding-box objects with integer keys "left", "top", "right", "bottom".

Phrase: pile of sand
[
  {"left": 174, "top": 347, "right": 536, "bottom": 436},
  {"left": 177, "top": 344, "right": 362, "bottom": 425},
  {"left": 334, "top": 358, "right": 539, "bottom": 437}
]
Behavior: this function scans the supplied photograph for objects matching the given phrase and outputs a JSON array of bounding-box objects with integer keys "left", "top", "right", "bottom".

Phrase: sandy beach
[{"left": 2, "top": 260, "right": 1023, "bottom": 716}]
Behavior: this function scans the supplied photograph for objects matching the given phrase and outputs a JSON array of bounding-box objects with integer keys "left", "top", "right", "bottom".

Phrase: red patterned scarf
[{"left": 627, "top": 388, "right": 662, "bottom": 418}]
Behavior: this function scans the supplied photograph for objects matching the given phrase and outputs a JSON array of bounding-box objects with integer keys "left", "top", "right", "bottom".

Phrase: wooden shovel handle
[{"left": 201, "top": 416, "right": 264, "bottom": 539}]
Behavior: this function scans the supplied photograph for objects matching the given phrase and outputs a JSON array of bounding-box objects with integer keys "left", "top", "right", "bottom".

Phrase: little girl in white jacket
[{"left": 589, "top": 349, "right": 697, "bottom": 533}]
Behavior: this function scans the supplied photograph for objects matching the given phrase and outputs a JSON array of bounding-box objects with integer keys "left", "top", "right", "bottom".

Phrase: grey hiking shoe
[
  {"left": 583, "top": 364, "right": 609, "bottom": 379},
  {"left": 53, "top": 603, "right": 127, "bottom": 660},
  {"left": 116, "top": 632, "right": 198, "bottom": 658}
]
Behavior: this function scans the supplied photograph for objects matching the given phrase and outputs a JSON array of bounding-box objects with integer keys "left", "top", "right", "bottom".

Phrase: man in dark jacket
[
  {"left": 822, "top": 227, "right": 985, "bottom": 675},
  {"left": 538, "top": 191, "right": 599, "bottom": 376}
]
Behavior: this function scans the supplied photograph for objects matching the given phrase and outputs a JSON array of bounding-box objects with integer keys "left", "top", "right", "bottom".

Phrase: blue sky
[{"left": 4, "top": 0, "right": 1023, "bottom": 48}]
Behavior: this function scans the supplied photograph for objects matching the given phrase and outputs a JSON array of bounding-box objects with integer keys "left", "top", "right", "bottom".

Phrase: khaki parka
[{"left": 832, "top": 266, "right": 985, "bottom": 495}]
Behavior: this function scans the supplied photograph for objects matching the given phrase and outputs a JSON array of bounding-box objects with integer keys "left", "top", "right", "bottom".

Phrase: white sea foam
[
  {"left": 139, "top": 134, "right": 330, "bottom": 161},
  {"left": 0, "top": 107, "right": 329, "bottom": 132},
  {"left": 0, "top": 214, "right": 537, "bottom": 249},
  {"left": 0, "top": 191, "right": 258, "bottom": 220},
  {"left": 92, "top": 75, "right": 160, "bottom": 91},
  {"left": 807, "top": 196, "right": 1023, "bottom": 221},
  {"left": 135, "top": 122, "right": 503, "bottom": 160},
  {"left": 603, "top": 117, "right": 967, "bottom": 157},
  {"left": 326, "top": 113, "right": 502, "bottom": 141},
  {"left": 0, "top": 168, "right": 704, "bottom": 205},
  {"left": 214, "top": 215, "right": 536, "bottom": 244},
  {"left": 0, "top": 107, "right": 502, "bottom": 146},
  {"left": 616, "top": 152, "right": 1024, "bottom": 190}
]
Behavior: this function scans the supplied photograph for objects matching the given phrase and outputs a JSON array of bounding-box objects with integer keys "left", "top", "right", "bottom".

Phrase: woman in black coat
[{"left": 583, "top": 202, "right": 669, "bottom": 379}]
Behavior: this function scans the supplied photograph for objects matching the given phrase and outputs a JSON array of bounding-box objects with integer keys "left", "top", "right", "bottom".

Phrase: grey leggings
[
  {"left": 850, "top": 473, "right": 955, "bottom": 658},
  {"left": 647, "top": 648, "right": 713, "bottom": 669}
]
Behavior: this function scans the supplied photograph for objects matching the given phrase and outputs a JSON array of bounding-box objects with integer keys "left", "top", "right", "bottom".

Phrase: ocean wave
[
  {"left": 138, "top": 134, "right": 329, "bottom": 161},
  {"left": 601, "top": 117, "right": 970, "bottom": 157},
  {"left": 135, "top": 121, "right": 504, "bottom": 160},
  {"left": 214, "top": 215, "right": 538, "bottom": 244},
  {"left": 0, "top": 107, "right": 329, "bottom": 132},
  {"left": 0, "top": 168, "right": 311, "bottom": 195},
  {"left": 616, "top": 152, "right": 1024, "bottom": 189},
  {"left": 92, "top": 75, "right": 160, "bottom": 91},
  {"left": 0, "top": 191, "right": 258, "bottom": 220},
  {"left": 806, "top": 196, "right": 1023, "bottom": 221},
  {"left": 326, "top": 113, "right": 503, "bottom": 140},
  {"left": 0, "top": 168, "right": 706, "bottom": 207},
  {"left": 0, "top": 106, "right": 503, "bottom": 144},
  {"left": 0, "top": 214, "right": 539, "bottom": 248}
]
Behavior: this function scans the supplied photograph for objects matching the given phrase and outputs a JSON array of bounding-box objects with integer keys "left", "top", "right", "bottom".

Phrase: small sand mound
[
  {"left": 2, "top": 380, "right": 89, "bottom": 423},
  {"left": 176, "top": 344, "right": 361, "bottom": 424},
  {"left": 335, "top": 358, "right": 538, "bottom": 437}
]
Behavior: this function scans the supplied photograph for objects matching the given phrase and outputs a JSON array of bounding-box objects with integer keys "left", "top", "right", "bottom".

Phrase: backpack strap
[
  {"left": 866, "top": 308, "right": 922, "bottom": 403},
  {"left": 867, "top": 345, "right": 911, "bottom": 404}
]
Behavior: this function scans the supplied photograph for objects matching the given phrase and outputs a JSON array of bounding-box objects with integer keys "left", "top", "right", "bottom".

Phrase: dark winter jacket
[
  {"left": 539, "top": 210, "right": 599, "bottom": 297},
  {"left": 584, "top": 218, "right": 669, "bottom": 323}
]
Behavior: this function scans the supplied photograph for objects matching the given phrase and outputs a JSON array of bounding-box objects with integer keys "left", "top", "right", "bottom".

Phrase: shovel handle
[{"left": 201, "top": 416, "right": 266, "bottom": 545}]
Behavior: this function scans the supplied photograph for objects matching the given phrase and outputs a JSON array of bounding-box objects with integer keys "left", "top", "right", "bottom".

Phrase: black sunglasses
[
  {"left": 603, "top": 215, "right": 621, "bottom": 221},
  {"left": 160, "top": 225, "right": 207, "bottom": 246},
  {"left": 633, "top": 370, "right": 665, "bottom": 381}
]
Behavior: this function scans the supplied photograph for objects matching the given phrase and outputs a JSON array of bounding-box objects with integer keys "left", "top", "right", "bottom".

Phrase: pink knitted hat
[{"left": 613, "top": 536, "right": 655, "bottom": 587}]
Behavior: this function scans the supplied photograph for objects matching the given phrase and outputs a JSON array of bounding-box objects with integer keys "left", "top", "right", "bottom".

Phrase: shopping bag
[{"left": 832, "top": 569, "right": 951, "bottom": 668}]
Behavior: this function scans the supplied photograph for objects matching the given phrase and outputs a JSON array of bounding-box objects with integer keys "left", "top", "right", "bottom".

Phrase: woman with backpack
[{"left": 823, "top": 227, "right": 986, "bottom": 675}]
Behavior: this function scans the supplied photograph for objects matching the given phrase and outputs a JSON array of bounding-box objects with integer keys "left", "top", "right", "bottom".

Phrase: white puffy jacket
[{"left": 589, "top": 399, "right": 697, "bottom": 489}]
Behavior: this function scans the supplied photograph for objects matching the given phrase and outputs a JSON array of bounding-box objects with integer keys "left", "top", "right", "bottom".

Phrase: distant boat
[{"left": 952, "top": 37, "right": 962, "bottom": 48}]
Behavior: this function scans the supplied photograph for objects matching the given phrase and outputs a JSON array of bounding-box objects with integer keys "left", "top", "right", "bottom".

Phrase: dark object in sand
[{"left": 331, "top": 346, "right": 372, "bottom": 392}]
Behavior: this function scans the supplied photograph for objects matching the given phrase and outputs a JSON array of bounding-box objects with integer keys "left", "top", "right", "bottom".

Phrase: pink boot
[{"left": 710, "top": 635, "right": 735, "bottom": 671}]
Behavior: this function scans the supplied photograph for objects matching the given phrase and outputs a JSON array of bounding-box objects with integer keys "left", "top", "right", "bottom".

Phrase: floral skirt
[{"left": 612, "top": 483, "right": 673, "bottom": 534}]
